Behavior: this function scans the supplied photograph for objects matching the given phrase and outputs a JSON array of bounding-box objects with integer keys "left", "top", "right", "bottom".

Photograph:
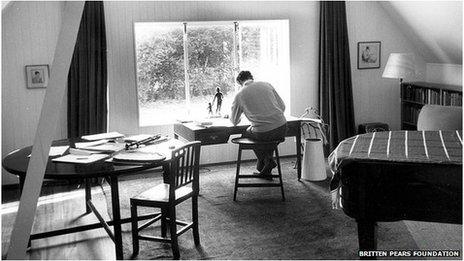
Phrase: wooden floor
[
  {"left": 1, "top": 170, "right": 462, "bottom": 260},
  {"left": 2, "top": 185, "right": 115, "bottom": 260}
]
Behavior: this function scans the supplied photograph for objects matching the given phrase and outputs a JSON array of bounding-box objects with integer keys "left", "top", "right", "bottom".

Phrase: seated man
[{"left": 230, "top": 71, "right": 287, "bottom": 178}]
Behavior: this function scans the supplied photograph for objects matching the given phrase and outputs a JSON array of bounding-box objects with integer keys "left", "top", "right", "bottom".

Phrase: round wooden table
[{"left": 3, "top": 139, "right": 170, "bottom": 260}]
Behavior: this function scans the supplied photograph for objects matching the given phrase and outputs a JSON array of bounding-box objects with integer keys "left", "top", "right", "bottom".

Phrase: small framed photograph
[
  {"left": 25, "top": 65, "right": 49, "bottom": 88},
  {"left": 357, "top": 41, "right": 381, "bottom": 69}
]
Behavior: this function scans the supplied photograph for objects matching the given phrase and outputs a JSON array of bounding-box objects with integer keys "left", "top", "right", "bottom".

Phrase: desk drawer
[{"left": 196, "top": 132, "right": 231, "bottom": 145}]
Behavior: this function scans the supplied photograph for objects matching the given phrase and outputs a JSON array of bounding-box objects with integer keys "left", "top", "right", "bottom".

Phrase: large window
[{"left": 134, "top": 20, "right": 289, "bottom": 126}]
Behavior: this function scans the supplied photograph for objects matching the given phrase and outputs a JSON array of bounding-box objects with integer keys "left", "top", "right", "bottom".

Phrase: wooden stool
[{"left": 231, "top": 137, "right": 285, "bottom": 201}]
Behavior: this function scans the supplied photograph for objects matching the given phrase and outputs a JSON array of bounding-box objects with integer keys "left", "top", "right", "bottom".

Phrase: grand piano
[{"left": 329, "top": 130, "right": 462, "bottom": 255}]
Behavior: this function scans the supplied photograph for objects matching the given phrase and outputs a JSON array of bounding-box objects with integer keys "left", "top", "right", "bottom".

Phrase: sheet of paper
[
  {"left": 81, "top": 132, "right": 124, "bottom": 141},
  {"left": 68, "top": 148, "right": 102, "bottom": 155},
  {"left": 28, "top": 146, "right": 69, "bottom": 157},
  {"left": 52, "top": 154, "right": 108, "bottom": 164},
  {"left": 75, "top": 139, "right": 109, "bottom": 149},
  {"left": 83, "top": 142, "right": 126, "bottom": 152}
]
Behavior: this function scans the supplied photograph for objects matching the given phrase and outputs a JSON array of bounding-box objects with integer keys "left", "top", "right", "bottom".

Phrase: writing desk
[
  {"left": 174, "top": 116, "right": 303, "bottom": 179},
  {"left": 2, "top": 138, "right": 183, "bottom": 260},
  {"left": 329, "top": 130, "right": 462, "bottom": 255}
]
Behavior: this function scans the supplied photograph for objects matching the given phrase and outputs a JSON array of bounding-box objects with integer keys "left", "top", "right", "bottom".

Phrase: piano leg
[{"left": 357, "top": 219, "right": 377, "bottom": 260}]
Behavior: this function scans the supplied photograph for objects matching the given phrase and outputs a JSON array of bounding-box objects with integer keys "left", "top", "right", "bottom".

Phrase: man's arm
[
  {"left": 273, "top": 88, "right": 286, "bottom": 111},
  {"left": 230, "top": 95, "right": 243, "bottom": 126}
]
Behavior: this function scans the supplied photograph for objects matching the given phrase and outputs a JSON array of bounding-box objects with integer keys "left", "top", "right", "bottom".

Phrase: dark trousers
[{"left": 242, "top": 123, "right": 287, "bottom": 166}]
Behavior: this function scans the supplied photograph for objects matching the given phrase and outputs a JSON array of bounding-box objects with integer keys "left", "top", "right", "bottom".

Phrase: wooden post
[{"left": 7, "top": 2, "right": 85, "bottom": 259}]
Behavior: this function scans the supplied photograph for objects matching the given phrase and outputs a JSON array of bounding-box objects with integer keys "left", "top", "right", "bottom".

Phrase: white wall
[
  {"left": 2, "top": 1, "right": 66, "bottom": 185},
  {"left": 426, "top": 63, "right": 462, "bottom": 89},
  {"left": 346, "top": 1, "right": 426, "bottom": 131}
]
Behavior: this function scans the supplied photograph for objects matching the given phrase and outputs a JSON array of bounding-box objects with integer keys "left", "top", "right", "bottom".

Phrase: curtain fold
[
  {"left": 318, "top": 1, "right": 356, "bottom": 151},
  {"left": 67, "top": 1, "right": 107, "bottom": 138}
]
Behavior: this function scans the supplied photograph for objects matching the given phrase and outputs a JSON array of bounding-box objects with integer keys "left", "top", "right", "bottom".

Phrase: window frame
[{"left": 133, "top": 19, "right": 290, "bottom": 127}]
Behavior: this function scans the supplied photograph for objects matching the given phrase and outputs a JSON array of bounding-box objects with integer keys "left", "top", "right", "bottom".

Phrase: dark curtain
[
  {"left": 67, "top": 1, "right": 107, "bottom": 138},
  {"left": 319, "top": 1, "right": 356, "bottom": 151}
]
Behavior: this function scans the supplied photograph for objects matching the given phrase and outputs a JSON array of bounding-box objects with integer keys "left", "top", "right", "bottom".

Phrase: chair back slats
[
  {"left": 189, "top": 146, "right": 195, "bottom": 182},
  {"left": 170, "top": 141, "right": 201, "bottom": 192}
]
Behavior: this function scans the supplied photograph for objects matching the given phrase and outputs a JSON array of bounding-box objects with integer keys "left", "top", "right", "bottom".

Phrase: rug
[{"left": 101, "top": 158, "right": 418, "bottom": 260}]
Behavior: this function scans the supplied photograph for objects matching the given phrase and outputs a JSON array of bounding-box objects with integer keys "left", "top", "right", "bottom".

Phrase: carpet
[{"left": 101, "top": 158, "right": 418, "bottom": 260}]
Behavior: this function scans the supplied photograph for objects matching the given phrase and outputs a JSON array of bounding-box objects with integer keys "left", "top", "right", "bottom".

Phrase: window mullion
[{"left": 183, "top": 22, "right": 190, "bottom": 114}]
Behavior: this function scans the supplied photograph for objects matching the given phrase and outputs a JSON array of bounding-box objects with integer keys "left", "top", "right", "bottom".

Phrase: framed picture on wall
[
  {"left": 357, "top": 41, "right": 381, "bottom": 69},
  {"left": 25, "top": 64, "right": 49, "bottom": 88}
]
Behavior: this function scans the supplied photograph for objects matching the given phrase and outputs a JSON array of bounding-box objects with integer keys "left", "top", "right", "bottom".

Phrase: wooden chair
[
  {"left": 231, "top": 137, "right": 285, "bottom": 201},
  {"left": 130, "top": 141, "right": 201, "bottom": 259}
]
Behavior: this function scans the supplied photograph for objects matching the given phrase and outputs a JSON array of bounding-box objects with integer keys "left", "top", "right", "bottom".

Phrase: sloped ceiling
[{"left": 380, "top": 1, "right": 462, "bottom": 64}]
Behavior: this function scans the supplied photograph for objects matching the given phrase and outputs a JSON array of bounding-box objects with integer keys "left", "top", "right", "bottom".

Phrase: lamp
[{"left": 382, "top": 53, "right": 416, "bottom": 84}]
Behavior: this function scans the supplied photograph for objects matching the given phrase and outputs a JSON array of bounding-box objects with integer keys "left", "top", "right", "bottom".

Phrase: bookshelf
[{"left": 401, "top": 82, "right": 462, "bottom": 130}]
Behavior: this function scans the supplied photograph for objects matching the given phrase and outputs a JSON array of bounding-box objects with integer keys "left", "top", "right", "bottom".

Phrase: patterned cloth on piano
[{"left": 329, "top": 130, "right": 463, "bottom": 209}]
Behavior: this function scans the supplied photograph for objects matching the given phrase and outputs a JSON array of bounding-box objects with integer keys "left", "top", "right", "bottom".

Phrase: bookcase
[{"left": 401, "top": 81, "right": 462, "bottom": 130}]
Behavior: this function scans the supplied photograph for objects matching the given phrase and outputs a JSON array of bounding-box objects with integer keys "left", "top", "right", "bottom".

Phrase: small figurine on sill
[
  {"left": 212, "top": 87, "right": 223, "bottom": 115},
  {"left": 207, "top": 102, "right": 213, "bottom": 116}
]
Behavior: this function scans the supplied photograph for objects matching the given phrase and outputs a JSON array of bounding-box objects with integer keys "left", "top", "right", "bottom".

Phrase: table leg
[
  {"left": 357, "top": 220, "right": 377, "bottom": 260},
  {"left": 85, "top": 178, "right": 92, "bottom": 214},
  {"left": 296, "top": 127, "right": 302, "bottom": 180},
  {"left": 109, "top": 176, "right": 124, "bottom": 260}
]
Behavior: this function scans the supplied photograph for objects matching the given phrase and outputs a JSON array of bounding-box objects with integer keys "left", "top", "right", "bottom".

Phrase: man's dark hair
[{"left": 236, "top": 71, "right": 253, "bottom": 85}]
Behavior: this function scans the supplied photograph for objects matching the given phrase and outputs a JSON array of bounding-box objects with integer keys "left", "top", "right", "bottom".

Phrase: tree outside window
[{"left": 134, "top": 20, "right": 289, "bottom": 126}]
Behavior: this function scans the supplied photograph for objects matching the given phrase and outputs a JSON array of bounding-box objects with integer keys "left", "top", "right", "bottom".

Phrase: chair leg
[
  {"left": 192, "top": 196, "right": 200, "bottom": 246},
  {"left": 169, "top": 206, "right": 180, "bottom": 259},
  {"left": 161, "top": 207, "right": 167, "bottom": 237},
  {"left": 233, "top": 147, "right": 243, "bottom": 201},
  {"left": 130, "top": 202, "right": 139, "bottom": 256},
  {"left": 275, "top": 147, "right": 285, "bottom": 201}
]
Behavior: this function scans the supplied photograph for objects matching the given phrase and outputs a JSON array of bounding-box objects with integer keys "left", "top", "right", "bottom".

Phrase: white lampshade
[{"left": 382, "top": 53, "right": 416, "bottom": 79}]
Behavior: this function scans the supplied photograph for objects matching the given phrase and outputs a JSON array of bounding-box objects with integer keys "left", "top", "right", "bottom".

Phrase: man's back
[{"left": 231, "top": 81, "right": 286, "bottom": 132}]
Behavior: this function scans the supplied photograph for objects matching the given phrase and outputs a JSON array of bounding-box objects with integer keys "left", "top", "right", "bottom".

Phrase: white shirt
[{"left": 230, "top": 80, "right": 286, "bottom": 132}]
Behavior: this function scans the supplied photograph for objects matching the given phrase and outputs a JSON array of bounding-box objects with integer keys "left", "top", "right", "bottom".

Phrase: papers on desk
[
  {"left": 28, "top": 146, "right": 69, "bottom": 157},
  {"left": 75, "top": 139, "right": 109, "bottom": 149},
  {"left": 113, "top": 151, "right": 165, "bottom": 163},
  {"left": 75, "top": 139, "right": 125, "bottom": 153},
  {"left": 52, "top": 154, "right": 108, "bottom": 164},
  {"left": 68, "top": 148, "right": 102, "bottom": 156},
  {"left": 81, "top": 132, "right": 124, "bottom": 141}
]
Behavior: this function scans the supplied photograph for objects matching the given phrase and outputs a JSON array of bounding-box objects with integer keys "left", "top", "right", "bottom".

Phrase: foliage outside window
[{"left": 134, "top": 20, "right": 289, "bottom": 126}]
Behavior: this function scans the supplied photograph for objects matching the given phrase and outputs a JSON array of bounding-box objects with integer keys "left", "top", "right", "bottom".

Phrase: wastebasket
[{"left": 302, "top": 138, "right": 327, "bottom": 181}]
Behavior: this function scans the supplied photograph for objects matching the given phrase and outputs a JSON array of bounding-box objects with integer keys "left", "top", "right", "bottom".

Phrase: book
[
  {"left": 81, "top": 132, "right": 124, "bottom": 141},
  {"left": 52, "top": 154, "right": 108, "bottom": 164}
]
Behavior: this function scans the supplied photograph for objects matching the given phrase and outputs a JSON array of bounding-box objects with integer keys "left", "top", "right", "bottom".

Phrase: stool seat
[
  {"left": 232, "top": 137, "right": 285, "bottom": 201},
  {"left": 231, "top": 137, "right": 284, "bottom": 145}
]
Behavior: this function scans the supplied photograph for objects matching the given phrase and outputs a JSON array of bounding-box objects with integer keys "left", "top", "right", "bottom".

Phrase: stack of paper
[
  {"left": 82, "top": 143, "right": 126, "bottom": 153},
  {"left": 28, "top": 146, "right": 69, "bottom": 158},
  {"left": 75, "top": 139, "right": 109, "bottom": 149},
  {"left": 113, "top": 151, "right": 165, "bottom": 163}
]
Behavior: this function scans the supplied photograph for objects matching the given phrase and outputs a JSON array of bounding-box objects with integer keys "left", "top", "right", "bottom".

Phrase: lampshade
[{"left": 382, "top": 53, "right": 416, "bottom": 79}]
